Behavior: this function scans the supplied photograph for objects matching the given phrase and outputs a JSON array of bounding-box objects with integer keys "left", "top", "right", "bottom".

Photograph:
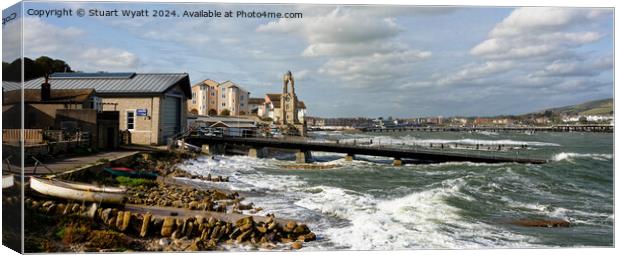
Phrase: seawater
[{"left": 177, "top": 131, "right": 613, "bottom": 250}]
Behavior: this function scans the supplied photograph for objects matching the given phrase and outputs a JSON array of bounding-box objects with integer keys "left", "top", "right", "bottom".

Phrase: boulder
[
  {"left": 161, "top": 217, "right": 175, "bottom": 237},
  {"left": 291, "top": 241, "right": 303, "bottom": 250},
  {"left": 140, "top": 213, "right": 152, "bottom": 237}
]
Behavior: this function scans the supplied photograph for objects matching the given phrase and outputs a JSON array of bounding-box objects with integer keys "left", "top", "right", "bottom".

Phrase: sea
[{"left": 176, "top": 130, "right": 614, "bottom": 250}]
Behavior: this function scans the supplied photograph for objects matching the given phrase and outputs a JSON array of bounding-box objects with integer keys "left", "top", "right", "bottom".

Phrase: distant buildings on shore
[
  {"left": 307, "top": 113, "right": 613, "bottom": 129},
  {"left": 187, "top": 71, "right": 308, "bottom": 135}
]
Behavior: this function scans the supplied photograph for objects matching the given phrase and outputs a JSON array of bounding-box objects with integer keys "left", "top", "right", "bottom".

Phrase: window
[
  {"left": 241, "top": 103, "right": 244, "bottom": 107},
  {"left": 241, "top": 95, "right": 244, "bottom": 100},
  {"left": 222, "top": 103, "right": 226, "bottom": 107},
  {"left": 127, "top": 111, "right": 135, "bottom": 130},
  {"left": 211, "top": 92, "right": 215, "bottom": 96}
]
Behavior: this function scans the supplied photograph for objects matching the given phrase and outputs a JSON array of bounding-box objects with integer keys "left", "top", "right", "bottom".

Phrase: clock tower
[{"left": 280, "top": 71, "right": 305, "bottom": 136}]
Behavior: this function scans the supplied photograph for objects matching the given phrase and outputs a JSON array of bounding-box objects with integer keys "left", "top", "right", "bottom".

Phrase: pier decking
[{"left": 186, "top": 136, "right": 548, "bottom": 165}]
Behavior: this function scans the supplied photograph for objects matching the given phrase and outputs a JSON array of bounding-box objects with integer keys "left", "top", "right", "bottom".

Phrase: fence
[{"left": 2, "top": 129, "right": 44, "bottom": 144}]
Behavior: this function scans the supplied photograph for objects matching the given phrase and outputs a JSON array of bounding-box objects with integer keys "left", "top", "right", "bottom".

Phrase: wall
[
  {"left": 102, "top": 96, "right": 160, "bottom": 145},
  {"left": 55, "top": 108, "right": 98, "bottom": 147}
]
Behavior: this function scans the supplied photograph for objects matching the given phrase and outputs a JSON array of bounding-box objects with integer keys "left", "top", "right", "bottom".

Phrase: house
[
  {"left": 187, "top": 79, "right": 250, "bottom": 116},
  {"left": 2, "top": 77, "right": 119, "bottom": 149},
  {"left": 248, "top": 97, "right": 265, "bottom": 115},
  {"left": 262, "top": 93, "right": 306, "bottom": 124},
  {"left": 18, "top": 72, "right": 192, "bottom": 145}
]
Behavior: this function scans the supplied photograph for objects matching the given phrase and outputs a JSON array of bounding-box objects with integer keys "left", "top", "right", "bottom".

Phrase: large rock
[
  {"left": 140, "top": 213, "right": 152, "bottom": 237},
  {"left": 291, "top": 241, "right": 303, "bottom": 250},
  {"left": 511, "top": 219, "right": 571, "bottom": 228},
  {"left": 235, "top": 216, "right": 254, "bottom": 227},
  {"left": 120, "top": 211, "right": 132, "bottom": 232},
  {"left": 161, "top": 217, "right": 175, "bottom": 237},
  {"left": 236, "top": 229, "right": 252, "bottom": 243}
]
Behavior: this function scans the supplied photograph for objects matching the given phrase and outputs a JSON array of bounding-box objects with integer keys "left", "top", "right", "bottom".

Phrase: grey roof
[
  {"left": 5, "top": 73, "right": 191, "bottom": 96},
  {"left": 2, "top": 81, "right": 21, "bottom": 91}
]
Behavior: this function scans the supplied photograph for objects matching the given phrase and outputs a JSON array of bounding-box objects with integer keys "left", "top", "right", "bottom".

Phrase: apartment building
[{"left": 188, "top": 79, "right": 250, "bottom": 116}]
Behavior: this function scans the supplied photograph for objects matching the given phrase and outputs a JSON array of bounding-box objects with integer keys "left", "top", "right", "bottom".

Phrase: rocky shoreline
[{"left": 23, "top": 150, "right": 317, "bottom": 252}]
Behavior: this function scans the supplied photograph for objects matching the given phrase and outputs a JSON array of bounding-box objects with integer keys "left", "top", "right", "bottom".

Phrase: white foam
[
  {"left": 339, "top": 135, "right": 560, "bottom": 148},
  {"left": 295, "top": 178, "right": 537, "bottom": 249},
  {"left": 552, "top": 152, "right": 613, "bottom": 162}
]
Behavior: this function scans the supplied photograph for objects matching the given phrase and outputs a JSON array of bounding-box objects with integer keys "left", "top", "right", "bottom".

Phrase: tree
[
  {"left": 220, "top": 109, "right": 231, "bottom": 116},
  {"left": 2, "top": 56, "right": 74, "bottom": 82}
]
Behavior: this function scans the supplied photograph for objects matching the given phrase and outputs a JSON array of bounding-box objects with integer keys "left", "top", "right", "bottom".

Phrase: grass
[{"left": 115, "top": 176, "right": 156, "bottom": 187}]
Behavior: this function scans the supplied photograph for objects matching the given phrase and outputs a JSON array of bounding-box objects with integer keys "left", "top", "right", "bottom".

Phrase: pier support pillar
[
  {"left": 201, "top": 144, "right": 225, "bottom": 155},
  {"left": 393, "top": 158, "right": 403, "bottom": 166},
  {"left": 344, "top": 153, "right": 354, "bottom": 162},
  {"left": 248, "top": 147, "right": 266, "bottom": 158},
  {"left": 296, "top": 150, "right": 312, "bottom": 163}
]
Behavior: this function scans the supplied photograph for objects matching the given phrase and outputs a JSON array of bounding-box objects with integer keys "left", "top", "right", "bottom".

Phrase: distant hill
[{"left": 543, "top": 98, "right": 613, "bottom": 116}]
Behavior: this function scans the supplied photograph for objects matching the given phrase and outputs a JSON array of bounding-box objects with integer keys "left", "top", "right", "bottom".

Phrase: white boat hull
[
  {"left": 2, "top": 175, "right": 14, "bottom": 189},
  {"left": 30, "top": 177, "right": 125, "bottom": 204}
]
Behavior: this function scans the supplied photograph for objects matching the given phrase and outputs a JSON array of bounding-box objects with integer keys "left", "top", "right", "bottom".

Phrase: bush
[{"left": 115, "top": 176, "right": 156, "bottom": 187}]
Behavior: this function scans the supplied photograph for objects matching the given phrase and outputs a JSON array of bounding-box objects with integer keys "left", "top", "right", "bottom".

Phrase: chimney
[{"left": 41, "top": 73, "right": 51, "bottom": 101}]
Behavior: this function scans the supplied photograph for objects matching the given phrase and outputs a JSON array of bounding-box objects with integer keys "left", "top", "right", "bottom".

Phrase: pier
[
  {"left": 359, "top": 124, "right": 613, "bottom": 133},
  {"left": 185, "top": 135, "right": 548, "bottom": 165}
]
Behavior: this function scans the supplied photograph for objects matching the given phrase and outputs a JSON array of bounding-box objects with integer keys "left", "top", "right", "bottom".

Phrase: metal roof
[
  {"left": 6, "top": 73, "right": 190, "bottom": 96},
  {"left": 2, "top": 81, "right": 21, "bottom": 91},
  {"left": 50, "top": 72, "right": 137, "bottom": 79}
]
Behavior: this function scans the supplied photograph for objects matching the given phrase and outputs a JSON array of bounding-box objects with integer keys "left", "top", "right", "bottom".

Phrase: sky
[{"left": 2, "top": 1, "right": 614, "bottom": 118}]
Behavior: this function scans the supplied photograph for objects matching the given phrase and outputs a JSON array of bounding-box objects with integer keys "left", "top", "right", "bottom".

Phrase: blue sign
[{"left": 137, "top": 109, "right": 148, "bottom": 116}]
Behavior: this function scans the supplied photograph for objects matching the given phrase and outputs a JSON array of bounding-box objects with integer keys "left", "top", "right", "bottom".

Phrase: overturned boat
[
  {"left": 2, "top": 174, "right": 14, "bottom": 189},
  {"left": 29, "top": 177, "right": 126, "bottom": 204}
]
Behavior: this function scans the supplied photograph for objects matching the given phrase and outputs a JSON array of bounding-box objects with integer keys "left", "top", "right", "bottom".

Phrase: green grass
[{"left": 115, "top": 176, "right": 156, "bottom": 187}]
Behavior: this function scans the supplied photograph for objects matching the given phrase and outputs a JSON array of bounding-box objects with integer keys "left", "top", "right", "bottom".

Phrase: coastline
[{"left": 21, "top": 150, "right": 317, "bottom": 252}]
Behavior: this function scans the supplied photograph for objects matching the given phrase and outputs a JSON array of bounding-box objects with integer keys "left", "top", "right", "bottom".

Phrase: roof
[
  {"left": 266, "top": 93, "right": 281, "bottom": 104},
  {"left": 13, "top": 72, "right": 192, "bottom": 98},
  {"left": 210, "top": 121, "right": 257, "bottom": 129},
  {"left": 3, "top": 89, "right": 95, "bottom": 105},
  {"left": 2, "top": 81, "right": 21, "bottom": 91},
  {"left": 248, "top": 97, "right": 265, "bottom": 104},
  {"left": 265, "top": 94, "right": 306, "bottom": 109},
  {"left": 193, "top": 116, "right": 256, "bottom": 124},
  {"left": 193, "top": 79, "right": 219, "bottom": 88}
]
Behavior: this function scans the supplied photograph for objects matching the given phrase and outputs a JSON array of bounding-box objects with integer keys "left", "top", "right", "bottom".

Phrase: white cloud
[
  {"left": 18, "top": 17, "right": 139, "bottom": 72},
  {"left": 530, "top": 55, "right": 612, "bottom": 77},
  {"left": 77, "top": 48, "right": 139, "bottom": 71},
  {"left": 437, "top": 61, "right": 514, "bottom": 86},
  {"left": 258, "top": 7, "right": 431, "bottom": 87},
  {"left": 471, "top": 7, "right": 610, "bottom": 60}
]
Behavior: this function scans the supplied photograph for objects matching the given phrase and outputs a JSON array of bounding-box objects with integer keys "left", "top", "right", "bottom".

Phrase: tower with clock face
[{"left": 280, "top": 71, "right": 305, "bottom": 136}]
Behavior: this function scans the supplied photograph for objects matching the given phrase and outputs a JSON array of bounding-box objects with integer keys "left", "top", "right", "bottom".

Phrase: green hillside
[{"left": 545, "top": 98, "right": 613, "bottom": 116}]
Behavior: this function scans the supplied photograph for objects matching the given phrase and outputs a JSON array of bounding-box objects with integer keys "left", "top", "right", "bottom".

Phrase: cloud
[
  {"left": 318, "top": 49, "right": 431, "bottom": 85},
  {"left": 470, "top": 7, "right": 610, "bottom": 60},
  {"left": 437, "top": 61, "right": 514, "bottom": 86},
  {"left": 77, "top": 48, "right": 139, "bottom": 71},
  {"left": 18, "top": 17, "right": 139, "bottom": 71},
  {"left": 529, "top": 55, "right": 612, "bottom": 78},
  {"left": 258, "top": 7, "right": 432, "bottom": 87}
]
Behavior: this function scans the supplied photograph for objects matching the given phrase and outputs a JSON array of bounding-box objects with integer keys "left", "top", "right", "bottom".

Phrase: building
[
  {"left": 248, "top": 97, "right": 265, "bottom": 116},
  {"left": 188, "top": 79, "right": 218, "bottom": 116},
  {"left": 262, "top": 93, "right": 306, "bottom": 125},
  {"left": 218, "top": 81, "right": 250, "bottom": 116},
  {"left": 187, "top": 79, "right": 250, "bottom": 117},
  {"left": 18, "top": 72, "right": 192, "bottom": 145},
  {"left": 2, "top": 76, "right": 119, "bottom": 149},
  {"left": 188, "top": 115, "right": 258, "bottom": 137}
]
